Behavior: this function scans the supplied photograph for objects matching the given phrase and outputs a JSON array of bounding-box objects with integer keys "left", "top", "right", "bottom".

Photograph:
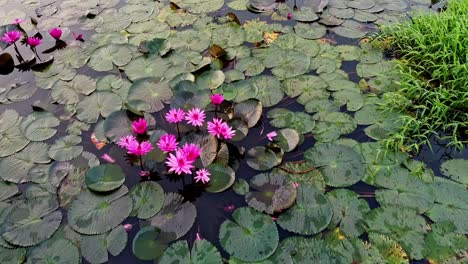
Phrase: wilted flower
[
  {"left": 266, "top": 131, "right": 277, "bottom": 141},
  {"left": 166, "top": 150, "right": 194, "bottom": 175},
  {"left": 157, "top": 133, "right": 178, "bottom": 153},
  {"left": 165, "top": 108, "right": 185, "bottom": 123},
  {"left": 210, "top": 94, "right": 224, "bottom": 105},
  {"left": 118, "top": 135, "right": 137, "bottom": 149},
  {"left": 127, "top": 140, "right": 153, "bottom": 156},
  {"left": 101, "top": 153, "right": 116, "bottom": 163},
  {"left": 49, "top": 27, "right": 62, "bottom": 39},
  {"left": 185, "top": 108, "right": 206, "bottom": 127},
  {"left": 194, "top": 168, "right": 211, "bottom": 184},
  {"left": 72, "top": 32, "right": 83, "bottom": 41},
  {"left": 139, "top": 170, "right": 150, "bottom": 177},
  {"left": 1, "top": 30, "right": 22, "bottom": 44},
  {"left": 12, "top": 18, "right": 25, "bottom": 25},
  {"left": 180, "top": 143, "right": 202, "bottom": 161},
  {"left": 132, "top": 118, "right": 147, "bottom": 134},
  {"left": 27, "top": 37, "right": 41, "bottom": 47},
  {"left": 123, "top": 224, "right": 133, "bottom": 231}
]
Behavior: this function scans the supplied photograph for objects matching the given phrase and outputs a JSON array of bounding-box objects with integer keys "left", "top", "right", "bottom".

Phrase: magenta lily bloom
[
  {"left": 166, "top": 150, "right": 194, "bottom": 175},
  {"left": 180, "top": 143, "right": 202, "bottom": 161},
  {"left": 118, "top": 135, "right": 137, "bottom": 149},
  {"left": 207, "top": 118, "right": 235, "bottom": 140},
  {"left": 194, "top": 168, "right": 211, "bottom": 184},
  {"left": 27, "top": 37, "right": 42, "bottom": 47},
  {"left": 127, "top": 140, "right": 153, "bottom": 156},
  {"left": 165, "top": 108, "right": 185, "bottom": 123},
  {"left": 132, "top": 118, "right": 147, "bottom": 134},
  {"left": 1, "top": 30, "right": 22, "bottom": 44},
  {"left": 12, "top": 18, "right": 25, "bottom": 25},
  {"left": 185, "top": 108, "right": 206, "bottom": 127},
  {"left": 266, "top": 131, "right": 277, "bottom": 141},
  {"left": 49, "top": 27, "right": 62, "bottom": 39},
  {"left": 210, "top": 94, "right": 224, "bottom": 105},
  {"left": 157, "top": 133, "right": 178, "bottom": 153}
]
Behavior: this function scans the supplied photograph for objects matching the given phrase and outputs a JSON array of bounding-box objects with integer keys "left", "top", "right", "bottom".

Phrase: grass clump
[{"left": 375, "top": 0, "right": 468, "bottom": 152}]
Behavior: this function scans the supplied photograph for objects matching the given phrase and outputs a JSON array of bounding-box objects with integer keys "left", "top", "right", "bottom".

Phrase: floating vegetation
[{"left": 0, "top": 0, "right": 466, "bottom": 263}]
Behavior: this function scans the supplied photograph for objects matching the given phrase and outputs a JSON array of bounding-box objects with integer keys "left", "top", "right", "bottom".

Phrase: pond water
[{"left": 0, "top": 0, "right": 467, "bottom": 263}]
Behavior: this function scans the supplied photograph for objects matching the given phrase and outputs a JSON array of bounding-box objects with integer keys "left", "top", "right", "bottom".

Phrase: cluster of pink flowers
[
  {"left": 1, "top": 24, "right": 63, "bottom": 47},
  {"left": 118, "top": 118, "right": 154, "bottom": 156}
]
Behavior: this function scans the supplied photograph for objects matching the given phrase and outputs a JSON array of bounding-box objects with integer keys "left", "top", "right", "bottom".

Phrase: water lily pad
[
  {"left": 423, "top": 221, "right": 468, "bottom": 262},
  {"left": 282, "top": 75, "right": 329, "bottom": 104},
  {"left": 81, "top": 225, "right": 128, "bottom": 264},
  {"left": 196, "top": 70, "right": 225, "bottom": 90},
  {"left": 172, "top": 0, "right": 224, "bottom": 13},
  {"left": 275, "top": 128, "right": 300, "bottom": 152},
  {"left": 280, "top": 236, "right": 346, "bottom": 263},
  {"left": 26, "top": 239, "right": 79, "bottom": 264},
  {"left": 219, "top": 207, "right": 279, "bottom": 262},
  {"left": 235, "top": 57, "right": 265, "bottom": 77},
  {"left": 51, "top": 75, "right": 96, "bottom": 105},
  {"left": 160, "top": 239, "right": 223, "bottom": 264},
  {"left": 123, "top": 55, "right": 170, "bottom": 81},
  {"left": 345, "top": 0, "right": 376, "bottom": 9},
  {"left": 272, "top": 162, "right": 326, "bottom": 191},
  {"left": 312, "top": 112, "right": 357, "bottom": 142},
  {"left": 132, "top": 226, "right": 176, "bottom": 261},
  {"left": 0, "top": 123, "right": 30, "bottom": 158},
  {"left": 246, "top": 146, "right": 283, "bottom": 171},
  {"left": 293, "top": 7, "right": 319, "bottom": 22},
  {"left": 68, "top": 186, "right": 132, "bottom": 235},
  {"left": 277, "top": 185, "right": 332, "bottom": 235},
  {"left": 305, "top": 143, "right": 364, "bottom": 187},
  {"left": 76, "top": 91, "right": 123, "bottom": 123},
  {"left": 0, "top": 247, "right": 26, "bottom": 264},
  {"left": 264, "top": 48, "right": 311, "bottom": 79},
  {"left": 2, "top": 196, "right": 62, "bottom": 247},
  {"left": 128, "top": 78, "right": 173, "bottom": 113},
  {"left": 150, "top": 193, "right": 196, "bottom": 239},
  {"left": 440, "top": 159, "right": 468, "bottom": 185},
  {"left": 367, "top": 233, "right": 409, "bottom": 264},
  {"left": 0, "top": 181, "right": 17, "bottom": 201},
  {"left": 129, "top": 181, "right": 165, "bottom": 219},
  {"left": 327, "top": 189, "right": 370, "bottom": 237},
  {"left": 85, "top": 164, "right": 125, "bottom": 192},
  {"left": 206, "top": 163, "right": 236, "bottom": 193},
  {"left": 268, "top": 109, "right": 316, "bottom": 134},
  {"left": 294, "top": 22, "right": 327, "bottom": 39},
  {"left": 331, "top": 20, "right": 372, "bottom": 38},
  {"left": 103, "top": 110, "right": 133, "bottom": 143},
  {"left": 249, "top": 75, "right": 284, "bottom": 107},
  {"left": 48, "top": 135, "right": 83, "bottom": 161},
  {"left": 233, "top": 179, "right": 249, "bottom": 195},
  {"left": 212, "top": 23, "right": 245, "bottom": 48},
  {"left": 245, "top": 173, "right": 297, "bottom": 214},
  {"left": 22, "top": 112, "right": 60, "bottom": 141}
]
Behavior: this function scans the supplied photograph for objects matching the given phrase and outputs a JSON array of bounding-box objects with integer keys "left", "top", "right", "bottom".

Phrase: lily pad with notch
[
  {"left": 160, "top": 239, "right": 223, "bottom": 264},
  {"left": 246, "top": 146, "right": 283, "bottom": 171},
  {"left": 129, "top": 181, "right": 165, "bottom": 219},
  {"left": 85, "top": 164, "right": 126, "bottom": 192},
  {"left": 206, "top": 163, "right": 236, "bottom": 193},
  {"left": 132, "top": 226, "right": 176, "bottom": 261},
  {"left": 80, "top": 225, "right": 128, "bottom": 264}
]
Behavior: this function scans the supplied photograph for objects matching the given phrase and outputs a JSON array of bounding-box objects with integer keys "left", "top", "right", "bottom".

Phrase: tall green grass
[{"left": 375, "top": 0, "right": 468, "bottom": 152}]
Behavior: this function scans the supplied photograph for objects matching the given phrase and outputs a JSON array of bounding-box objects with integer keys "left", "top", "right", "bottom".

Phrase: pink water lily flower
[
  {"left": 123, "top": 224, "right": 133, "bottom": 231},
  {"left": 287, "top": 12, "right": 292, "bottom": 19},
  {"left": 218, "top": 123, "right": 235, "bottom": 140},
  {"left": 27, "top": 37, "right": 41, "bottom": 47},
  {"left": 180, "top": 143, "right": 202, "bottom": 161},
  {"left": 185, "top": 108, "right": 206, "bottom": 127},
  {"left": 139, "top": 170, "right": 150, "bottom": 177},
  {"left": 210, "top": 94, "right": 224, "bottom": 105},
  {"left": 127, "top": 140, "right": 153, "bottom": 156},
  {"left": 118, "top": 135, "right": 137, "bottom": 149},
  {"left": 1, "top": 30, "right": 22, "bottom": 44},
  {"left": 194, "top": 168, "right": 211, "bottom": 184},
  {"left": 12, "top": 18, "right": 25, "bottom": 25},
  {"left": 132, "top": 118, "right": 147, "bottom": 134},
  {"left": 49, "top": 27, "right": 62, "bottom": 39},
  {"left": 166, "top": 150, "right": 194, "bottom": 175},
  {"left": 101, "top": 153, "right": 116, "bottom": 163},
  {"left": 157, "top": 133, "right": 178, "bottom": 153},
  {"left": 266, "top": 131, "right": 277, "bottom": 141},
  {"left": 165, "top": 108, "right": 185, "bottom": 123},
  {"left": 207, "top": 118, "right": 235, "bottom": 140}
]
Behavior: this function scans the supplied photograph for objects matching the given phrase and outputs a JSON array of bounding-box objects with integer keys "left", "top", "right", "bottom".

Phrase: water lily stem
[
  {"left": 139, "top": 155, "right": 144, "bottom": 171},
  {"left": 176, "top": 123, "right": 181, "bottom": 139},
  {"left": 13, "top": 42, "right": 24, "bottom": 63},
  {"left": 33, "top": 48, "right": 42, "bottom": 62},
  {"left": 214, "top": 105, "right": 218, "bottom": 118}
]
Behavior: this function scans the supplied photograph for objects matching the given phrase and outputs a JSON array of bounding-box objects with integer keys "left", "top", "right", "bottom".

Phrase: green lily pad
[
  {"left": 128, "top": 78, "right": 173, "bottom": 113},
  {"left": 58, "top": 166, "right": 87, "bottom": 208},
  {"left": 249, "top": 75, "right": 284, "bottom": 107},
  {"left": 196, "top": 70, "right": 225, "bottom": 90},
  {"left": 81, "top": 225, "right": 128, "bottom": 264},
  {"left": 22, "top": 112, "right": 60, "bottom": 141},
  {"left": 206, "top": 163, "right": 236, "bottom": 193},
  {"left": 233, "top": 99, "right": 262, "bottom": 128},
  {"left": 293, "top": 7, "right": 319, "bottom": 22},
  {"left": 440, "top": 159, "right": 468, "bottom": 185},
  {"left": 88, "top": 44, "right": 132, "bottom": 71},
  {"left": 123, "top": 55, "right": 170, "bottom": 81},
  {"left": 26, "top": 239, "right": 79, "bottom": 264},
  {"left": 282, "top": 75, "right": 329, "bottom": 104},
  {"left": 280, "top": 236, "right": 345, "bottom": 263},
  {"left": 48, "top": 135, "right": 83, "bottom": 161},
  {"left": 245, "top": 173, "right": 297, "bottom": 214},
  {"left": 331, "top": 20, "right": 372, "bottom": 38},
  {"left": 0, "top": 123, "right": 30, "bottom": 158},
  {"left": 219, "top": 207, "right": 279, "bottom": 262},
  {"left": 275, "top": 128, "right": 300, "bottom": 152},
  {"left": 0, "top": 247, "right": 26, "bottom": 264},
  {"left": 129, "top": 181, "right": 165, "bottom": 219},
  {"left": 312, "top": 112, "right": 357, "bottom": 142},
  {"left": 2, "top": 196, "right": 62, "bottom": 247},
  {"left": 263, "top": 48, "right": 311, "bottom": 79},
  {"left": 68, "top": 186, "right": 132, "bottom": 235},
  {"left": 51, "top": 75, "right": 96, "bottom": 104},
  {"left": 132, "top": 226, "right": 176, "bottom": 261},
  {"left": 233, "top": 179, "right": 249, "bottom": 195},
  {"left": 367, "top": 233, "right": 409, "bottom": 264},
  {"left": 180, "top": 133, "right": 218, "bottom": 168},
  {"left": 268, "top": 108, "right": 316, "bottom": 134},
  {"left": 76, "top": 91, "right": 123, "bottom": 123},
  {"left": 327, "top": 189, "right": 370, "bottom": 237},
  {"left": 246, "top": 146, "right": 283, "bottom": 171},
  {"left": 272, "top": 162, "right": 326, "bottom": 191},
  {"left": 0, "top": 181, "right": 18, "bottom": 201},
  {"left": 85, "top": 164, "right": 125, "bottom": 192},
  {"left": 277, "top": 185, "right": 332, "bottom": 235},
  {"left": 294, "top": 22, "right": 327, "bottom": 40},
  {"left": 212, "top": 23, "right": 245, "bottom": 48},
  {"left": 160, "top": 239, "right": 223, "bottom": 264},
  {"left": 103, "top": 110, "right": 133, "bottom": 143},
  {"left": 235, "top": 57, "right": 265, "bottom": 77},
  {"left": 423, "top": 221, "right": 468, "bottom": 262},
  {"left": 172, "top": 0, "right": 224, "bottom": 13},
  {"left": 150, "top": 193, "right": 196, "bottom": 239},
  {"left": 305, "top": 143, "right": 364, "bottom": 187}
]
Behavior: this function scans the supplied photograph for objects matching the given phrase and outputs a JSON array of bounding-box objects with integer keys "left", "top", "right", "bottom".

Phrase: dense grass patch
[{"left": 375, "top": 0, "right": 468, "bottom": 152}]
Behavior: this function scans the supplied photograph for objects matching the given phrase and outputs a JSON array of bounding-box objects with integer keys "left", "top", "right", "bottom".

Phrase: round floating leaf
[
  {"left": 206, "top": 163, "right": 236, "bottom": 193},
  {"left": 150, "top": 193, "right": 196, "bottom": 239},
  {"left": 103, "top": 110, "right": 133, "bottom": 143},
  {"left": 276, "top": 128, "right": 300, "bottom": 152},
  {"left": 51, "top": 75, "right": 97, "bottom": 104},
  {"left": 132, "top": 226, "right": 176, "bottom": 261},
  {"left": 293, "top": 7, "right": 319, "bottom": 22},
  {"left": 423, "top": 222, "right": 468, "bottom": 262},
  {"left": 0, "top": 181, "right": 18, "bottom": 201},
  {"left": 129, "top": 181, "right": 165, "bottom": 219},
  {"left": 160, "top": 239, "right": 223, "bottom": 264},
  {"left": 88, "top": 44, "right": 132, "bottom": 71},
  {"left": 123, "top": 55, "right": 170, "bottom": 81},
  {"left": 180, "top": 133, "right": 217, "bottom": 168},
  {"left": 272, "top": 162, "right": 326, "bottom": 191},
  {"left": 85, "top": 164, "right": 125, "bottom": 192},
  {"left": 0, "top": 124, "right": 30, "bottom": 157},
  {"left": 440, "top": 159, "right": 468, "bottom": 185},
  {"left": 246, "top": 173, "right": 297, "bottom": 214},
  {"left": 345, "top": 0, "right": 375, "bottom": 9},
  {"left": 172, "top": 0, "right": 224, "bottom": 13},
  {"left": 219, "top": 207, "right": 279, "bottom": 262},
  {"left": 331, "top": 20, "right": 372, "bottom": 38},
  {"left": 312, "top": 112, "right": 357, "bottom": 142},
  {"left": 304, "top": 143, "right": 364, "bottom": 187},
  {"left": 277, "top": 185, "right": 332, "bottom": 235},
  {"left": 0, "top": 109, "right": 19, "bottom": 133},
  {"left": 367, "top": 233, "right": 409, "bottom": 264},
  {"left": 235, "top": 57, "right": 265, "bottom": 77},
  {"left": 234, "top": 99, "right": 262, "bottom": 128},
  {"left": 196, "top": 70, "right": 225, "bottom": 90},
  {"left": 23, "top": 112, "right": 60, "bottom": 141},
  {"left": 249, "top": 75, "right": 284, "bottom": 107},
  {"left": 76, "top": 91, "right": 122, "bottom": 123},
  {"left": 246, "top": 146, "right": 283, "bottom": 171},
  {"left": 68, "top": 186, "right": 132, "bottom": 235},
  {"left": 127, "top": 78, "right": 173, "bottom": 113},
  {"left": 0, "top": 247, "right": 26, "bottom": 264},
  {"left": 327, "top": 189, "right": 370, "bottom": 237},
  {"left": 48, "top": 135, "right": 83, "bottom": 161},
  {"left": 268, "top": 109, "right": 316, "bottom": 134},
  {"left": 281, "top": 75, "right": 329, "bottom": 104},
  {"left": 294, "top": 22, "right": 327, "bottom": 39},
  {"left": 2, "top": 196, "right": 62, "bottom": 247},
  {"left": 81, "top": 225, "right": 128, "bottom": 264},
  {"left": 280, "top": 236, "right": 345, "bottom": 263},
  {"left": 26, "top": 239, "right": 79, "bottom": 264},
  {"left": 233, "top": 179, "right": 249, "bottom": 195}
]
